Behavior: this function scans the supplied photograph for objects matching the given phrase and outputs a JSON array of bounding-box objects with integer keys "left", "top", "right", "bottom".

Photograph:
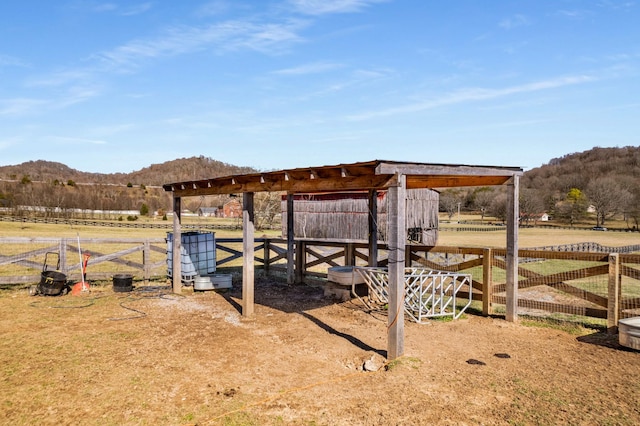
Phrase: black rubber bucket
[
  {"left": 112, "top": 274, "right": 133, "bottom": 292},
  {"left": 38, "top": 270, "right": 68, "bottom": 296}
]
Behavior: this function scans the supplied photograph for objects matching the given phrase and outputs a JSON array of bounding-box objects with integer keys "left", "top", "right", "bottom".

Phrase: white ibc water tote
[{"left": 166, "top": 231, "right": 216, "bottom": 284}]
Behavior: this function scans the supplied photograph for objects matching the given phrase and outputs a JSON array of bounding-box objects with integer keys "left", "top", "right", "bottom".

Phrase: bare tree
[
  {"left": 556, "top": 188, "right": 588, "bottom": 228},
  {"left": 472, "top": 188, "right": 494, "bottom": 223},
  {"left": 439, "top": 190, "right": 463, "bottom": 222},
  {"left": 489, "top": 192, "right": 508, "bottom": 224},
  {"left": 254, "top": 192, "right": 282, "bottom": 230},
  {"left": 519, "top": 188, "right": 544, "bottom": 225},
  {"left": 626, "top": 186, "right": 640, "bottom": 230},
  {"left": 586, "top": 178, "right": 632, "bottom": 227}
]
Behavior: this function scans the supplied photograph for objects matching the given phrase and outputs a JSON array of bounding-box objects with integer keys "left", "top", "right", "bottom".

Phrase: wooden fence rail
[
  {"left": 2, "top": 237, "right": 639, "bottom": 329},
  {"left": 0, "top": 237, "right": 167, "bottom": 285}
]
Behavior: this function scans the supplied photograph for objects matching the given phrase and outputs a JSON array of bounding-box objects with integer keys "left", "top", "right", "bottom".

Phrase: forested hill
[
  {"left": 3, "top": 147, "right": 639, "bottom": 189},
  {"left": 521, "top": 146, "right": 640, "bottom": 193},
  {"left": 3, "top": 148, "right": 639, "bottom": 191},
  {"left": 0, "top": 156, "right": 257, "bottom": 186}
]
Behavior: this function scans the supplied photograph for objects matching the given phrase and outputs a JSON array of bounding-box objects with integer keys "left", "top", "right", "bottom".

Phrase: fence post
[
  {"left": 295, "top": 240, "right": 305, "bottom": 283},
  {"left": 607, "top": 253, "right": 621, "bottom": 334},
  {"left": 143, "top": 240, "right": 151, "bottom": 282},
  {"left": 345, "top": 243, "right": 355, "bottom": 266},
  {"left": 264, "top": 239, "right": 271, "bottom": 275},
  {"left": 59, "top": 238, "right": 67, "bottom": 274},
  {"left": 482, "top": 248, "right": 493, "bottom": 316}
]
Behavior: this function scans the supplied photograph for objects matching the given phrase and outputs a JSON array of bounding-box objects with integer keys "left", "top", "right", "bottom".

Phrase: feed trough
[
  {"left": 327, "top": 266, "right": 366, "bottom": 286},
  {"left": 193, "top": 274, "right": 232, "bottom": 291},
  {"left": 619, "top": 317, "right": 640, "bottom": 350}
]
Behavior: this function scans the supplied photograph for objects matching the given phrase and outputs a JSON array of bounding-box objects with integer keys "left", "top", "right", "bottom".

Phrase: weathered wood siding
[{"left": 281, "top": 189, "right": 438, "bottom": 244}]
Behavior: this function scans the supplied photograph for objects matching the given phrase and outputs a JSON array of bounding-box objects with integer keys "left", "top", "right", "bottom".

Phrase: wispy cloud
[
  {"left": 273, "top": 61, "right": 343, "bottom": 75},
  {"left": 50, "top": 136, "right": 108, "bottom": 145},
  {"left": 94, "top": 19, "right": 307, "bottom": 70},
  {"left": 196, "top": 1, "right": 233, "bottom": 17},
  {"left": 0, "top": 54, "right": 29, "bottom": 68},
  {"left": 26, "top": 69, "right": 94, "bottom": 88},
  {"left": 90, "top": 123, "right": 135, "bottom": 135},
  {"left": 0, "top": 136, "right": 21, "bottom": 150},
  {"left": 597, "top": 1, "right": 636, "bottom": 11},
  {"left": 288, "top": 0, "right": 388, "bottom": 15},
  {"left": 0, "top": 98, "right": 48, "bottom": 117},
  {"left": 499, "top": 14, "right": 530, "bottom": 30},
  {"left": 121, "top": 2, "right": 153, "bottom": 16},
  {"left": 93, "top": 2, "right": 152, "bottom": 16},
  {"left": 55, "top": 86, "right": 103, "bottom": 109},
  {"left": 555, "top": 9, "right": 594, "bottom": 20},
  {"left": 94, "top": 3, "right": 118, "bottom": 13},
  {"left": 347, "top": 75, "right": 595, "bottom": 121}
]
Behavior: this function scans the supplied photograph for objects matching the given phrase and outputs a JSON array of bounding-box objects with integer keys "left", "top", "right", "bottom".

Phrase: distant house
[
  {"left": 521, "top": 212, "right": 550, "bottom": 224},
  {"left": 223, "top": 199, "right": 242, "bottom": 218},
  {"left": 197, "top": 207, "right": 219, "bottom": 217}
]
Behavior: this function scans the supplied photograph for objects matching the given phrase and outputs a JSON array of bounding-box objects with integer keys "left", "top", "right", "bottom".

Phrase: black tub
[
  {"left": 38, "top": 270, "right": 68, "bottom": 296},
  {"left": 112, "top": 274, "right": 133, "bottom": 292}
]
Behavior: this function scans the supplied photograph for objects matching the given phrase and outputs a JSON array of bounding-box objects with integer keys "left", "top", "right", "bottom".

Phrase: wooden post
[
  {"left": 243, "top": 193, "right": 255, "bottom": 317},
  {"left": 143, "top": 240, "right": 151, "bottom": 282},
  {"left": 59, "top": 238, "right": 67, "bottom": 274},
  {"left": 607, "top": 253, "right": 621, "bottom": 333},
  {"left": 264, "top": 239, "right": 271, "bottom": 275},
  {"left": 345, "top": 243, "right": 355, "bottom": 266},
  {"left": 387, "top": 173, "right": 406, "bottom": 360},
  {"left": 482, "top": 248, "right": 493, "bottom": 316},
  {"left": 286, "top": 194, "right": 295, "bottom": 285},
  {"left": 295, "top": 241, "right": 305, "bottom": 283},
  {"left": 505, "top": 175, "right": 519, "bottom": 322},
  {"left": 172, "top": 196, "right": 182, "bottom": 294},
  {"left": 368, "top": 190, "right": 378, "bottom": 267}
]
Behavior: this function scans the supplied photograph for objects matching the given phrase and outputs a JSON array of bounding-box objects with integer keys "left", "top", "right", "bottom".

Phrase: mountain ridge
[{"left": 0, "top": 156, "right": 257, "bottom": 186}]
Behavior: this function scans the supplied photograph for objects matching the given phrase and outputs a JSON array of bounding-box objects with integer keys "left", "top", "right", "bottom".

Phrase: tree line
[
  {"left": 2, "top": 147, "right": 639, "bottom": 229},
  {"left": 439, "top": 146, "right": 640, "bottom": 229}
]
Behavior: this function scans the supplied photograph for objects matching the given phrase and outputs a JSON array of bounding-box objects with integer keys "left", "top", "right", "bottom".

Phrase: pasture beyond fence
[{"left": 1, "top": 237, "right": 639, "bottom": 328}]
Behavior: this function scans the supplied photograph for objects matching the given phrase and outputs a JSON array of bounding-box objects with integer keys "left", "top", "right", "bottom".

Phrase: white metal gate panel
[{"left": 354, "top": 267, "right": 473, "bottom": 323}]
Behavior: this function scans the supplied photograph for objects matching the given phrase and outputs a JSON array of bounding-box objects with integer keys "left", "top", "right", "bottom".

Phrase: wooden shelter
[
  {"left": 281, "top": 188, "right": 439, "bottom": 244},
  {"left": 163, "top": 159, "right": 523, "bottom": 360}
]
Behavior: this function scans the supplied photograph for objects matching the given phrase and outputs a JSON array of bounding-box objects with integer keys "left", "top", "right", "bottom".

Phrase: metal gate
[{"left": 354, "top": 267, "right": 473, "bottom": 323}]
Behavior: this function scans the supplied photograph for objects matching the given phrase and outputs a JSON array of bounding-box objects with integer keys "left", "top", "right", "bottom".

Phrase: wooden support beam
[
  {"left": 172, "top": 196, "right": 182, "bottom": 294},
  {"left": 368, "top": 189, "right": 378, "bottom": 267},
  {"left": 295, "top": 241, "right": 305, "bottom": 283},
  {"left": 387, "top": 173, "right": 406, "bottom": 360},
  {"left": 242, "top": 192, "right": 255, "bottom": 317},
  {"left": 505, "top": 175, "right": 519, "bottom": 322},
  {"left": 286, "top": 194, "right": 295, "bottom": 285}
]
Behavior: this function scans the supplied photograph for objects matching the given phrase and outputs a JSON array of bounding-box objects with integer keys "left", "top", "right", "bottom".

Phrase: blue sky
[{"left": 1, "top": 0, "right": 638, "bottom": 174}]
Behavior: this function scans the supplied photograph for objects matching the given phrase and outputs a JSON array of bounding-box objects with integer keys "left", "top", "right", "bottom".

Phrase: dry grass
[
  {"left": 2, "top": 280, "right": 640, "bottom": 425},
  {"left": 2, "top": 214, "right": 637, "bottom": 248}
]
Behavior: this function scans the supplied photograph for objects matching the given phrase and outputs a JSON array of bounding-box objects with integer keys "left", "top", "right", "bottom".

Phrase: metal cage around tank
[{"left": 166, "top": 231, "right": 216, "bottom": 284}]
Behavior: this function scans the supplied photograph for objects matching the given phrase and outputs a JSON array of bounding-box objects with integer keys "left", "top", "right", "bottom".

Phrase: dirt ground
[{"left": 2, "top": 273, "right": 640, "bottom": 426}]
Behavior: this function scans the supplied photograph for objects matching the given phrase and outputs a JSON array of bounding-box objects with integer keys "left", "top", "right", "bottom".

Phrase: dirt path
[{"left": 1, "top": 276, "right": 639, "bottom": 425}]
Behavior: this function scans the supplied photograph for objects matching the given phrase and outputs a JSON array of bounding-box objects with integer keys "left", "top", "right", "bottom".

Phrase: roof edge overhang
[{"left": 163, "top": 160, "right": 523, "bottom": 197}]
